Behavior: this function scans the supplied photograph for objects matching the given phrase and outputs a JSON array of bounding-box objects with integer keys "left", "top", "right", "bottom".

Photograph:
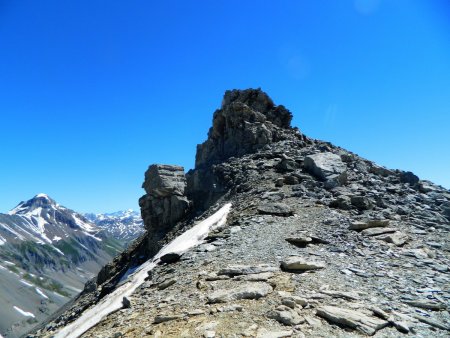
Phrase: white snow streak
[
  {"left": 54, "top": 203, "right": 232, "bottom": 338},
  {"left": 72, "top": 214, "right": 94, "bottom": 232},
  {"left": 13, "top": 306, "right": 35, "bottom": 318},
  {"left": 20, "top": 279, "right": 33, "bottom": 287},
  {"left": 36, "top": 287, "right": 49, "bottom": 299},
  {"left": 52, "top": 246, "right": 65, "bottom": 256}
]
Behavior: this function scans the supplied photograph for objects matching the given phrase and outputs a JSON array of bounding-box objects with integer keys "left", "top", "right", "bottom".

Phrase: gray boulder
[
  {"left": 139, "top": 164, "right": 190, "bottom": 231},
  {"left": 350, "top": 195, "right": 373, "bottom": 211},
  {"left": 267, "top": 307, "right": 304, "bottom": 326},
  {"left": 400, "top": 171, "right": 419, "bottom": 185},
  {"left": 376, "top": 231, "right": 408, "bottom": 246},
  {"left": 142, "top": 164, "right": 186, "bottom": 197},
  {"left": 139, "top": 164, "right": 191, "bottom": 257},
  {"left": 304, "top": 152, "right": 347, "bottom": 187},
  {"left": 280, "top": 257, "right": 326, "bottom": 271}
]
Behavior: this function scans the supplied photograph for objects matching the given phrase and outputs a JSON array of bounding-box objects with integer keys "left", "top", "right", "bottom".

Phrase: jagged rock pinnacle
[{"left": 195, "top": 88, "right": 294, "bottom": 168}]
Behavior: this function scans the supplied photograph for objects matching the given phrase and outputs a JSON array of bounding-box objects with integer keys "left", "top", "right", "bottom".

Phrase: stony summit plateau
[{"left": 28, "top": 89, "right": 449, "bottom": 337}]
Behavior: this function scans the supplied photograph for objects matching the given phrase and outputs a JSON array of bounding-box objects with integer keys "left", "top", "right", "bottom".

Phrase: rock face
[
  {"left": 195, "top": 88, "right": 293, "bottom": 168},
  {"left": 142, "top": 164, "right": 187, "bottom": 198},
  {"left": 139, "top": 164, "right": 190, "bottom": 255},
  {"left": 31, "top": 89, "right": 450, "bottom": 338},
  {"left": 187, "top": 88, "right": 302, "bottom": 210}
]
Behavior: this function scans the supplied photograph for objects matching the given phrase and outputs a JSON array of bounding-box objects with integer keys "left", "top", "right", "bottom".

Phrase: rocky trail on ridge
[{"left": 30, "top": 89, "right": 450, "bottom": 338}]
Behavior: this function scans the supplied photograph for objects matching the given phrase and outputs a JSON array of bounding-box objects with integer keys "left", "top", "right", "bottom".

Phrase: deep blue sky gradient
[{"left": 1, "top": 0, "right": 449, "bottom": 213}]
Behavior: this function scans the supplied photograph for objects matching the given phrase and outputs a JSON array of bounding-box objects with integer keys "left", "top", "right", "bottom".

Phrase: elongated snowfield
[{"left": 54, "top": 203, "right": 232, "bottom": 338}]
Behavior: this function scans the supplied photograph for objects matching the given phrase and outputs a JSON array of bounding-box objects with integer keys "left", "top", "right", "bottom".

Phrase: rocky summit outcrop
[
  {"left": 188, "top": 88, "right": 307, "bottom": 210},
  {"left": 29, "top": 89, "right": 450, "bottom": 338},
  {"left": 195, "top": 88, "right": 293, "bottom": 168},
  {"left": 139, "top": 164, "right": 190, "bottom": 256}
]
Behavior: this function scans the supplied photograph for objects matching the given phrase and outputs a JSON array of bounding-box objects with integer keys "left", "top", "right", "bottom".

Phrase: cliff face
[
  {"left": 139, "top": 164, "right": 191, "bottom": 256},
  {"left": 30, "top": 89, "right": 450, "bottom": 338},
  {"left": 195, "top": 88, "right": 293, "bottom": 168},
  {"left": 187, "top": 88, "right": 307, "bottom": 211}
]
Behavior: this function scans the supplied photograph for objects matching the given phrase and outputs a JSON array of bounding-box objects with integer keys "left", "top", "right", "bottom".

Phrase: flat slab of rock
[
  {"left": 349, "top": 219, "right": 390, "bottom": 231},
  {"left": 321, "top": 289, "right": 360, "bottom": 300},
  {"left": 218, "top": 264, "right": 279, "bottom": 277},
  {"left": 258, "top": 203, "right": 293, "bottom": 216},
  {"left": 412, "top": 314, "right": 450, "bottom": 331},
  {"left": 234, "top": 272, "right": 275, "bottom": 282},
  {"left": 316, "top": 305, "right": 389, "bottom": 335},
  {"left": 153, "top": 314, "right": 184, "bottom": 324},
  {"left": 362, "top": 227, "right": 396, "bottom": 236},
  {"left": 208, "top": 282, "right": 273, "bottom": 303},
  {"left": 376, "top": 231, "right": 408, "bottom": 246},
  {"left": 281, "top": 256, "right": 326, "bottom": 272},
  {"left": 404, "top": 299, "right": 446, "bottom": 311},
  {"left": 285, "top": 236, "right": 312, "bottom": 247},
  {"left": 256, "top": 328, "right": 293, "bottom": 338}
]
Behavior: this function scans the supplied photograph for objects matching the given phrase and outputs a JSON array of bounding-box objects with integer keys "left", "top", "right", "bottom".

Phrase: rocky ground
[{"left": 29, "top": 89, "right": 450, "bottom": 337}]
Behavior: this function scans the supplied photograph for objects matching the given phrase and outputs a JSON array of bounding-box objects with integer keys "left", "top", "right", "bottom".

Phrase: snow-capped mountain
[
  {"left": 4, "top": 193, "right": 100, "bottom": 247},
  {"left": 0, "top": 194, "right": 125, "bottom": 338},
  {"left": 84, "top": 209, "right": 144, "bottom": 243}
]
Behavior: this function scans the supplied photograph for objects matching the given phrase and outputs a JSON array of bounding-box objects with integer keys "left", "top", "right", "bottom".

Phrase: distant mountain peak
[{"left": 8, "top": 193, "right": 58, "bottom": 216}]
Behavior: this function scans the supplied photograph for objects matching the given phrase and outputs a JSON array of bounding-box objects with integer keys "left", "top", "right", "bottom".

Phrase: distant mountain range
[
  {"left": 84, "top": 209, "right": 144, "bottom": 242},
  {"left": 0, "top": 194, "right": 143, "bottom": 338}
]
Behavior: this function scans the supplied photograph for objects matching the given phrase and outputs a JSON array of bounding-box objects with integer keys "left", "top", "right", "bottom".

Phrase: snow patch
[
  {"left": 54, "top": 203, "right": 232, "bottom": 338},
  {"left": 52, "top": 246, "right": 65, "bottom": 256},
  {"left": 8, "top": 202, "right": 27, "bottom": 215},
  {"left": 72, "top": 214, "right": 94, "bottom": 232},
  {"left": 13, "top": 306, "right": 35, "bottom": 318},
  {"left": 20, "top": 279, "right": 33, "bottom": 287},
  {"left": 36, "top": 288, "right": 49, "bottom": 299}
]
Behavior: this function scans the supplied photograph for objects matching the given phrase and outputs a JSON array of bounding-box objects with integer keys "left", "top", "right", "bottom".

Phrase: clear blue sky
[{"left": 0, "top": 0, "right": 449, "bottom": 213}]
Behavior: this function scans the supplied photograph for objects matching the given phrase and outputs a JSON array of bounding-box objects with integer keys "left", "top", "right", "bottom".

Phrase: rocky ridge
[{"left": 31, "top": 89, "right": 450, "bottom": 337}]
